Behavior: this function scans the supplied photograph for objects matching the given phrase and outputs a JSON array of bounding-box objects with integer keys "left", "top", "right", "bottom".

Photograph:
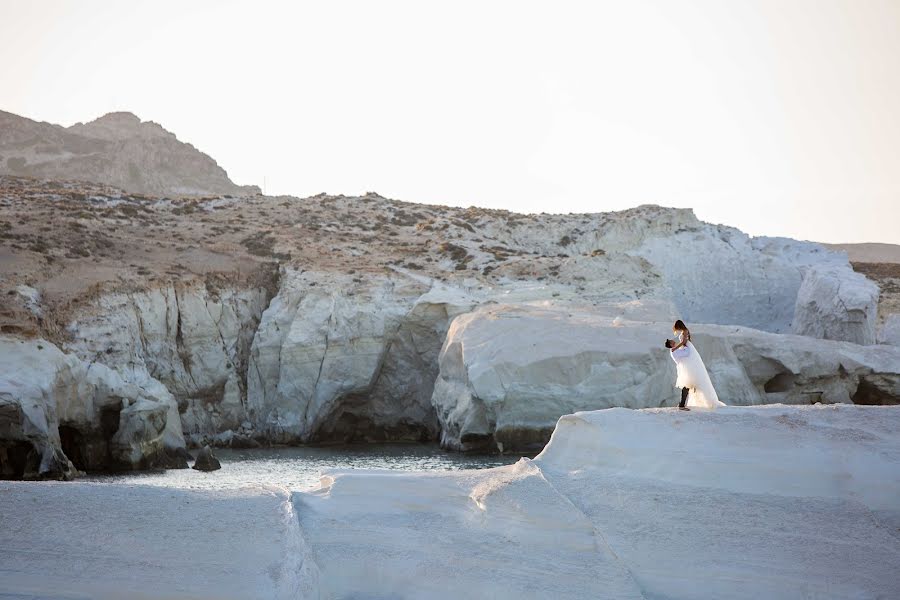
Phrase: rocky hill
[
  {"left": 0, "top": 110, "right": 258, "bottom": 197},
  {"left": 1, "top": 173, "right": 898, "bottom": 479}
]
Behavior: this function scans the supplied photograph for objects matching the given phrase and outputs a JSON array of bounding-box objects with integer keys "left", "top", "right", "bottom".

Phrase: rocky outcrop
[
  {"left": 66, "top": 281, "right": 272, "bottom": 446},
  {"left": 792, "top": 266, "right": 879, "bottom": 345},
  {"left": 0, "top": 336, "right": 187, "bottom": 479},
  {"left": 431, "top": 304, "right": 900, "bottom": 452},
  {"left": 0, "top": 340, "right": 76, "bottom": 479},
  {"left": 55, "top": 250, "right": 896, "bottom": 453},
  {"left": 627, "top": 223, "right": 827, "bottom": 334},
  {"left": 466, "top": 204, "right": 859, "bottom": 336},
  {"left": 192, "top": 445, "right": 221, "bottom": 471},
  {"left": 0, "top": 110, "right": 259, "bottom": 196},
  {"left": 3, "top": 167, "right": 895, "bottom": 458},
  {"left": 246, "top": 270, "right": 475, "bottom": 444}
]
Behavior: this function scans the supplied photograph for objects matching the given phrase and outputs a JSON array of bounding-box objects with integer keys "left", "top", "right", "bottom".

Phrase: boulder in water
[{"left": 192, "top": 445, "right": 221, "bottom": 472}]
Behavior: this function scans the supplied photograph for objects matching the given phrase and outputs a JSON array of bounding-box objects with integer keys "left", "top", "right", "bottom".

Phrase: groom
[{"left": 665, "top": 339, "right": 691, "bottom": 410}]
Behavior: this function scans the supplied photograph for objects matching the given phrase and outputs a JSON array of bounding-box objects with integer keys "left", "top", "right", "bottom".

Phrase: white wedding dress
[{"left": 673, "top": 332, "right": 725, "bottom": 408}]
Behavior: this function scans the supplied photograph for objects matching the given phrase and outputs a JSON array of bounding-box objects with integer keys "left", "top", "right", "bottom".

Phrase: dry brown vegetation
[
  {"left": 851, "top": 262, "right": 900, "bottom": 330},
  {"left": 2, "top": 175, "right": 591, "bottom": 340}
]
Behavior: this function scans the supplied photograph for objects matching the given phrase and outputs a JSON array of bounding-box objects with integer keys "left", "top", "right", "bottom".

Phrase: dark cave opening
[
  {"left": 56, "top": 405, "right": 124, "bottom": 473},
  {"left": 764, "top": 372, "right": 796, "bottom": 393},
  {"left": 852, "top": 378, "right": 898, "bottom": 406},
  {"left": 100, "top": 405, "right": 122, "bottom": 438},
  {"left": 58, "top": 425, "right": 86, "bottom": 472},
  {"left": 312, "top": 409, "right": 435, "bottom": 444},
  {"left": 0, "top": 441, "right": 34, "bottom": 479}
]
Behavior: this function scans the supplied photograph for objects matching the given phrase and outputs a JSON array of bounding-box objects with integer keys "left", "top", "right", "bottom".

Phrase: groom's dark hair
[{"left": 665, "top": 339, "right": 674, "bottom": 348}]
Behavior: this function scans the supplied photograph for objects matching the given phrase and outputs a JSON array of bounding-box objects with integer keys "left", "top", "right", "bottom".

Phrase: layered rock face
[
  {"left": 247, "top": 270, "right": 475, "bottom": 443},
  {"left": 1, "top": 169, "right": 897, "bottom": 466},
  {"left": 792, "top": 266, "right": 879, "bottom": 344},
  {"left": 432, "top": 304, "right": 900, "bottom": 451},
  {"left": 66, "top": 281, "right": 272, "bottom": 446},
  {"left": 0, "top": 110, "right": 258, "bottom": 196},
  {"left": 468, "top": 204, "right": 868, "bottom": 334},
  {"left": 0, "top": 337, "right": 187, "bottom": 479}
]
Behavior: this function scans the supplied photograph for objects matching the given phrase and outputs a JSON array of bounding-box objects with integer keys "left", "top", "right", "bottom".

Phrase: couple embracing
[{"left": 665, "top": 320, "right": 726, "bottom": 410}]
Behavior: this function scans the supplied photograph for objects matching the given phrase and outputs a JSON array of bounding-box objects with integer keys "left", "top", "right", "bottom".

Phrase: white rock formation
[
  {"left": 14, "top": 284, "right": 42, "bottom": 318},
  {"left": 16, "top": 193, "right": 888, "bottom": 452},
  {"left": 632, "top": 228, "right": 811, "bottom": 333},
  {"left": 792, "top": 266, "right": 879, "bottom": 345},
  {"left": 247, "top": 270, "right": 476, "bottom": 443},
  {"left": 2, "top": 105, "right": 894, "bottom": 467},
  {"left": 0, "top": 339, "right": 78, "bottom": 478},
  {"left": 0, "top": 336, "right": 186, "bottom": 478},
  {"left": 464, "top": 204, "right": 860, "bottom": 336},
  {"left": 57, "top": 227, "right": 892, "bottom": 451},
  {"left": 0, "top": 483, "right": 317, "bottom": 600},
  {"left": 293, "top": 405, "right": 900, "bottom": 599},
  {"left": 294, "top": 459, "right": 643, "bottom": 599},
  {"left": 66, "top": 282, "right": 271, "bottom": 444},
  {"left": 432, "top": 304, "right": 900, "bottom": 451},
  {"left": 533, "top": 405, "right": 900, "bottom": 599}
]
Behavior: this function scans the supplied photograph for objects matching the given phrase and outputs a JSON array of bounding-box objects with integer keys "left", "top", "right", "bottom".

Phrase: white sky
[{"left": 1, "top": 0, "right": 898, "bottom": 243}]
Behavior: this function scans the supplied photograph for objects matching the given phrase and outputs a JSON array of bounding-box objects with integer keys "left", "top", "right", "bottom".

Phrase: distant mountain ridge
[
  {"left": 0, "top": 110, "right": 259, "bottom": 197},
  {"left": 826, "top": 243, "right": 900, "bottom": 264}
]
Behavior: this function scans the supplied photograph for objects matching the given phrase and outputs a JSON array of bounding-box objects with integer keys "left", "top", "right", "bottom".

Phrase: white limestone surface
[
  {"left": 292, "top": 461, "right": 644, "bottom": 599},
  {"left": 0, "top": 482, "right": 317, "bottom": 600},
  {"left": 3, "top": 406, "right": 898, "bottom": 599},
  {"left": 534, "top": 405, "right": 900, "bottom": 600},
  {"left": 66, "top": 282, "right": 271, "bottom": 441},
  {"left": 0, "top": 338, "right": 81, "bottom": 477},
  {"left": 0, "top": 336, "right": 186, "bottom": 477},
  {"left": 792, "top": 266, "right": 879, "bottom": 345},
  {"left": 44, "top": 205, "right": 888, "bottom": 452},
  {"left": 247, "top": 270, "right": 476, "bottom": 443},
  {"left": 431, "top": 304, "right": 900, "bottom": 451},
  {"left": 292, "top": 405, "right": 900, "bottom": 600}
]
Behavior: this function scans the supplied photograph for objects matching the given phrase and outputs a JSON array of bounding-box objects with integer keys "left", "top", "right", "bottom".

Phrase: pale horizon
[{"left": 2, "top": 0, "right": 898, "bottom": 244}]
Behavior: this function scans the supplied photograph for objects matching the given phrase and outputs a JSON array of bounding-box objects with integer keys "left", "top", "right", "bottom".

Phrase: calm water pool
[{"left": 84, "top": 444, "right": 526, "bottom": 491}]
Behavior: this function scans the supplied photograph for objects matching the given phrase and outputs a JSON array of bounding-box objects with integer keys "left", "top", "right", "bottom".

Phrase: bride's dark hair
[{"left": 673, "top": 319, "right": 687, "bottom": 331}]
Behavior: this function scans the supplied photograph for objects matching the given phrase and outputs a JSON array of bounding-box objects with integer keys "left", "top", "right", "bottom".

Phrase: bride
[{"left": 669, "top": 319, "right": 725, "bottom": 409}]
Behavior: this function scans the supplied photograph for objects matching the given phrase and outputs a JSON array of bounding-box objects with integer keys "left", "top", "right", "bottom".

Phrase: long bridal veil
[{"left": 675, "top": 341, "right": 725, "bottom": 408}]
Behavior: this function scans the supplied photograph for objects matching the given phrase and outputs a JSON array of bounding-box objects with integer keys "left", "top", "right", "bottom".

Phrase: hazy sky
[{"left": 1, "top": 0, "right": 898, "bottom": 243}]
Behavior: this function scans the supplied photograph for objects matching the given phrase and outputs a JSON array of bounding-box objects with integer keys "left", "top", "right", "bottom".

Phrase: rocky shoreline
[{"left": 2, "top": 175, "right": 899, "bottom": 478}]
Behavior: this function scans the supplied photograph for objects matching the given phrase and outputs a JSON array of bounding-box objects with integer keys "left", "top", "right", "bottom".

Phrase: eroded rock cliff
[
  {"left": 246, "top": 270, "right": 476, "bottom": 443},
  {"left": 66, "top": 280, "right": 272, "bottom": 446},
  {"left": 0, "top": 173, "right": 897, "bottom": 472},
  {"left": 0, "top": 337, "right": 187, "bottom": 479}
]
